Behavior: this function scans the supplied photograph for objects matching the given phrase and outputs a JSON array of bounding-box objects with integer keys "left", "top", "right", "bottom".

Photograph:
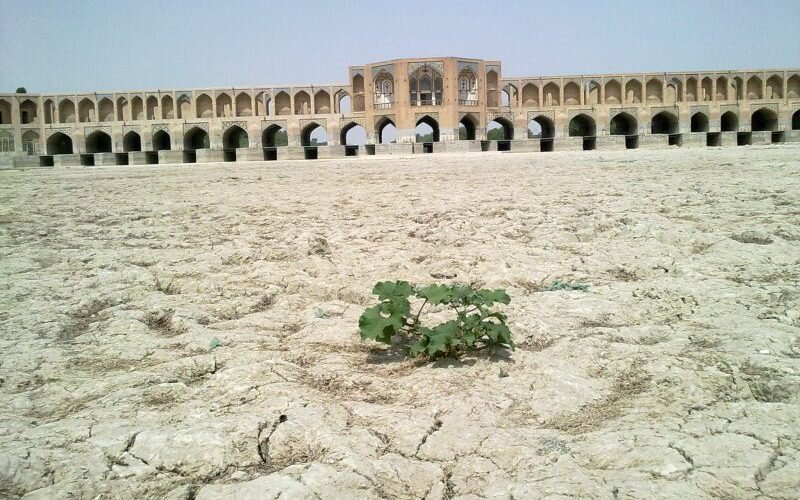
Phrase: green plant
[{"left": 358, "top": 281, "right": 514, "bottom": 359}]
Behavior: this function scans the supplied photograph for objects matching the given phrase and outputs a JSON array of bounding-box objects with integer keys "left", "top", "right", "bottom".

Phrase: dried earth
[{"left": 1, "top": 146, "right": 799, "bottom": 499}]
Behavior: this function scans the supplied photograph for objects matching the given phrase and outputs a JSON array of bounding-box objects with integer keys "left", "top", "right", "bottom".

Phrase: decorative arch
[
  {"left": 47, "top": 131, "right": 73, "bottom": 154},
  {"left": 751, "top": 108, "right": 778, "bottom": 131},
  {"left": 766, "top": 75, "right": 783, "bottom": 99},
  {"left": 410, "top": 65, "right": 443, "bottom": 106},
  {"left": 85, "top": 130, "right": 112, "bottom": 153},
  {"left": 746, "top": 76, "right": 763, "bottom": 100},
  {"left": 376, "top": 117, "right": 396, "bottom": 144},
  {"left": 487, "top": 117, "right": 513, "bottom": 140},
  {"left": 716, "top": 77, "right": 729, "bottom": 101},
  {"left": 528, "top": 115, "right": 554, "bottom": 139},
  {"left": 98, "top": 98, "right": 114, "bottom": 122},
  {"left": 314, "top": 90, "right": 331, "bottom": 114},
  {"left": 651, "top": 111, "right": 679, "bottom": 134},
  {"left": 177, "top": 94, "right": 191, "bottom": 119},
  {"left": 522, "top": 83, "right": 539, "bottom": 106},
  {"left": 262, "top": 124, "right": 287, "bottom": 147},
  {"left": 334, "top": 90, "right": 350, "bottom": 114},
  {"left": 123, "top": 131, "right": 141, "bottom": 152},
  {"left": 686, "top": 78, "right": 698, "bottom": 102},
  {"left": 216, "top": 93, "right": 232, "bottom": 118},
  {"left": 646, "top": 79, "right": 663, "bottom": 103},
  {"left": 459, "top": 114, "right": 477, "bottom": 140},
  {"left": 352, "top": 74, "right": 365, "bottom": 111},
  {"left": 568, "top": 113, "right": 596, "bottom": 137},
  {"left": 132, "top": 96, "right": 144, "bottom": 120},
  {"left": 340, "top": 121, "right": 366, "bottom": 145},
  {"left": 415, "top": 115, "right": 439, "bottom": 142},
  {"left": 457, "top": 68, "right": 477, "bottom": 104},
  {"left": 222, "top": 125, "right": 249, "bottom": 149},
  {"left": 300, "top": 122, "right": 327, "bottom": 146},
  {"left": 586, "top": 81, "right": 601, "bottom": 105},
  {"left": 19, "top": 99, "right": 38, "bottom": 124},
  {"left": 543, "top": 82, "right": 559, "bottom": 106},
  {"left": 22, "top": 130, "right": 39, "bottom": 154},
  {"left": 275, "top": 92, "right": 291, "bottom": 115},
  {"left": 701, "top": 77, "right": 713, "bottom": 101},
  {"left": 691, "top": 112, "right": 709, "bottom": 132},
  {"left": 196, "top": 94, "right": 212, "bottom": 118},
  {"left": 787, "top": 74, "right": 800, "bottom": 99},
  {"left": 146, "top": 96, "right": 158, "bottom": 120},
  {"left": 294, "top": 91, "right": 311, "bottom": 115},
  {"left": 563, "top": 82, "right": 580, "bottom": 105},
  {"left": 605, "top": 80, "right": 621, "bottom": 104},
  {"left": 666, "top": 78, "right": 682, "bottom": 104}
]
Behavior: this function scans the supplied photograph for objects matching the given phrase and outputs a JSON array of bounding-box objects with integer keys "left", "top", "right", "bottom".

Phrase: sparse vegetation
[{"left": 358, "top": 281, "right": 513, "bottom": 358}]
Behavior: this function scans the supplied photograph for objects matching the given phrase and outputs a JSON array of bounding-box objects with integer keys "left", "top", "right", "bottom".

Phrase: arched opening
[
  {"left": 410, "top": 65, "right": 443, "bottom": 106},
  {"left": 504, "top": 84, "right": 518, "bottom": 107},
  {"left": 459, "top": 115, "right": 477, "bottom": 140},
  {"left": 691, "top": 112, "right": 709, "bottom": 132},
  {"left": 486, "top": 70, "right": 499, "bottom": 107},
  {"left": 117, "top": 97, "right": 128, "bottom": 121},
  {"left": 721, "top": 112, "right": 738, "bottom": 132},
  {"left": 255, "top": 92, "right": 267, "bottom": 116},
  {"left": 746, "top": 76, "right": 763, "bottom": 100},
  {"left": 522, "top": 83, "right": 539, "bottom": 106},
  {"left": 294, "top": 91, "right": 311, "bottom": 115},
  {"left": 59, "top": 99, "right": 76, "bottom": 123},
  {"left": 177, "top": 95, "right": 191, "bottom": 119},
  {"left": 19, "top": 99, "right": 38, "bottom": 124},
  {"left": 586, "top": 81, "right": 600, "bottom": 105},
  {"left": 341, "top": 122, "right": 366, "bottom": 146},
  {"left": 651, "top": 111, "right": 679, "bottom": 134},
  {"left": 793, "top": 110, "right": 800, "bottom": 130},
  {"left": 374, "top": 71, "right": 395, "bottom": 109},
  {"left": 44, "top": 99, "right": 54, "bottom": 124},
  {"left": 162, "top": 95, "right": 175, "bottom": 119},
  {"left": 701, "top": 78, "right": 713, "bottom": 101},
  {"left": 543, "top": 82, "right": 560, "bottom": 106},
  {"left": 415, "top": 115, "right": 439, "bottom": 142},
  {"left": 569, "top": 114, "right": 596, "bottom": 137},
  {"left": 196, "top": 94, "right": 212, "bottom": 118},
  {"left": 646, "top": 79, "right": 663, "bottom": 103},
  {"left": 337, "top": 93, "right": 351, "bottom": 114},
  {"left": 235, "top": 93, "right": 252, "bottom": 117},
  {"left": 716, "top": 77, "right": 729, "bottom": 101},
  {"left": 47, "top": 132, "right": 73, "bottom": 155},
  {"left": 314, "top": 90, "right": 331, "bottom": 114},
  {"left": 751, "top": 108, "right": 778, "bottom": 131},
  {"left": 216, "top": 93, "right": 232, "bottom": 118},
  {"left": 301, "top": 123, "right": 327, "bottom": 147},
  {"left": 97, "top": 98, "right": 113, "bottom": 122},
  {"left": 787, "top": 75, "right": 800, "bottom": 99},
  {"left": 132, "top": 96, "right": 144, "bottom": 120},
  {"left": 605, "top": 80, "right": 621, "bottom": 104},
  {"left": 146, "top": 96, "right": 158, "bottom": 120},
  {"left": 352, "top": 74, "right": 365, "bottom": 112},
  {"left": 457, "top": 69, "right": 477, "bottom": 105},
  {"left": 528, "top": 116, "right": 555, "bottom": 151},
  {"left": 22, "top": 130, "right": 39, "bottom": 155},
  {"left": 123, "top": 131, "right": 141, "bottom": 152},
  {"left": 223, "top": 125, "right": 249, "bottom": 149},
  {"left": 85, "top": 131, "right": 112, "bottom": 153},
  {"left": 563, "top": 82, "right": 580, "bottom": 105},
  {"left": 766, "top": 75, "right": 783, "bottom": 99},
  {"left": 78, "top": 98, "right": 95, "bottom": 122},
  {"left": 0, "top": 131, "right": 12, "bottom": 152},
  {"left": 261, "top": 125, "right": 287, "bottom": 147},
  {"left": 184, "top": 127, "right": 210, "bottom": 150},
  {"left": 610, "top": 112, "right": 638, "bottom": 148},
  {"left": 625, "top": 80, "right": 642, "bottom": 103},
  {"left": 275, "top": 92, "right": 291, "bottom": 115},
  {"left": 377, "top": 118, "right": 396, "bottom": 144},
  {"left": 686, "top": 78, "right": 698, "bottom": 102},
  {"left": 501, "top": 89, "right": 510, "bottom": 107},
  {"left": 487, "top": 117, "right": 513, "bottom": 142},
  {"left": 666, "top": 79, "right": 682, "bottom": 104},
  {"left": 153, "top": 130, "right": 171, "bottom": 151}
]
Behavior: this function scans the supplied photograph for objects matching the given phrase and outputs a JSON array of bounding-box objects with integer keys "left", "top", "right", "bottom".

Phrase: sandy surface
[{"left": 1, "top": 146, "right": 799, "bottom": 499}]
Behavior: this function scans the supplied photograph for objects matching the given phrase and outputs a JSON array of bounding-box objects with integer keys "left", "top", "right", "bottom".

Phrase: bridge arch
[
  {"left": 153, "top": 130, "right": 171, "bottom": 151},
  {"left": 223, "top": 125, "right": 249, "bottom": 149},
  {"left": 610, "top": 112, "right": 637, "bottom": 136},
  {"left": 123, "top": 131, "right": 141, "bottom": 152},
  {"left": 340, "top": 122, "right": 366, "bottom": 145},
  {"left": 691, "top": 112, "right": 709, "bottom": 132},
  {"left": 184, "top": 127, "right": 210, "bottom": 150},
  {"left": 47, "top": 132, "right": 73, "bottom": 154},
  {"left": 751, "top": 108, "right": 778, "bottom": 131},
  {"left": 415, "top": 115, "right": 439, "bottom": 142},
  {"left": 301, "top": 122, "right": 327, "bottom": 146},
  {"left": 262, "top": 124, "right": 287, "bottom": 147},
  {"left": 651, "top": 111, "right": 679, "bottom": 135},
  {"left": 376, "top": 117, "right": 396, "bottom": 144},
  {"left": 721, "top": 112, "right": 738, "bottom": 132},
  {"left": 85, "top": 130, "right": 112, "bottom": 153},
  {"left": 568, "top": 114, "right": 595, "bottom": 137}
]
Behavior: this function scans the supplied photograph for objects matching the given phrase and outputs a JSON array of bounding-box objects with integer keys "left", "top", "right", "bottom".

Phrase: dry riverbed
[{"left": 1, "top": 146, "right": 799, "bottom": 499}]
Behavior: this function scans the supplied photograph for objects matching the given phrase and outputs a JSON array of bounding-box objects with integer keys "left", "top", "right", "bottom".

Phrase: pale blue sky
[{"left": 1, "top": 0, "right": 798, "bottom": 93}]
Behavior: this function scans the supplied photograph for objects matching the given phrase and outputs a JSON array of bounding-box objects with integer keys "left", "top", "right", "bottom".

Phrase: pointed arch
[
  {"left": 47, "top": 131, "right": 73, "bottom": 154},
  {"left": 184, "top": 127, "right": 210, "bottom": 150},
  {"left": 235, "top": 92, "right": 252, "bottom": 117},
  {"left": 162, "top": 95, "right": 175, "bottom": 119},
  {"left": 528, "top": 115, "right": 554, "bottom": 139},
  {"left": 487, "top": 117, "right": 514, "bottom": 140},
  {"left": 701, "top": 77, "right": 713, "bottom": 101},
  {"left": 766, "top": 75, "right": 783, "bottom": 99},
  {"left": 746, "top": 76, "right": 763, "bottom": 100},
  {"left": 459, "top": 114, "right": 477, "bottom": 140},
  {"left": 646, "top": 78, "right": 663, "bottom": 103},
  {"left": 787, "top": 74, "right": 800, "bottom": 99},
  {"left": 294, "top": 91, "right": 311, "bottom": 115},
  {"left": 568, "top": 113, "right": 596, "bottom": 137},
  {"left": 146, "top": 95, "right": 158, "bottom": 120},
  {"left": 262, "top": 124, "right": 287, "bottom": 147},
  {"left": 19, "top": 99, "right": 38, "bottom": 124},
  {"left": 340, "top": 121, "right": 366, "bottom": 145},
  {"left": 153, "top": 130, "right": 171, "bottom": 151},
  {"left": 255, "top": 92, "right": 267, "bottom": 116},
  {"left": 177, "top": 94, "right": 191, "bottom": 119},
  {"left": 625, "top": 79, "right": 642, "bottom": 103},
  {"left": 522, "top": 83, "right": 539, "bottom": 106},
  {"left": 666, "top": 78, "right": 682, "bottom": 104},
  {"left": 85, "top": 130, "right": 112, "bottom": 153},
  {"left": 59, "top": 99, "right": 76, "bottom": 123},
  {"left": 543, "top": 82, "right": 560, "bottom": 106},
  {"left": 716, "top": 77, "right": 729, "bottom": 101},
  {"left": 410, "top": 66, "right": 444, "bottom": 106},
  {"left": 691, "top": 112, "right": 709, "bottom": 132},
  {"left": 376, "top": 117, "right": 396, "bottom": 144},
  {"left": 116, "top": 97, "right": 128, "bottom": 121},
  {"left": 751, "top": 108, "right": 778, "bottom": 131},
  {"left": 686, "top": 78, "right": 698, "bottom": 102},
  {"left": 223, "top": 125, "right": 249, "bottom": 149},
  {"left": 22, "top": 130, "right": 39, "bottom": 154},
  {"left": 314, "top": 90, "right": 331, "bottom": 114},
  {"left": 610, "top": 112, "right": 637, "bottom": 136},
  {"left": 78, "top": 98, "right": 95, "bottom": 122},
  {"left": 300, "top": 121, "right": 327, "bottom": 146},
  {"left": 43, "top": 99, "right": 55, "bottom": 124},
  {"left": 216, "top": 93, "right": 232, "bottom": 117},
  {"left": 196, "top": 94, "right": 212, "bottom": 118},
  {"left": 123, "top": 131, "right": 142, "bottom": 152},
  {"left": 275, "top": 92, "right": 291, "bottom": 115},
  {"left": 132, "top": 96, "right": 144, "bottom": 120},
  {"left": 563, "top": 82, "right": 580, "bottom": 106},
  {"left": 586, "top": 81, "right": 601, "bottom": 105},
  {"left": 792, "top": 109, "right": 800, "bottom": 130},
  {"left": 605, "top": 80, "right": 621, "bottom": 104},
  {"left": 721, "top": 111, "right": 738, "bottom": 132},
  {"left": 651, "top": 111, "right": 679, "bottom": 134},
  {"left": 98, "top": 98, "right": 114, "bottom": 122},
  {"left": 415, "top": 115, "right": 439, "bottom": 142}
]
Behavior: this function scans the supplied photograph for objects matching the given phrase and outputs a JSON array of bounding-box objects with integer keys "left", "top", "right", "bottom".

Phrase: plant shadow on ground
[{"left": 364, "top": 341, "right": 515, "bottom": 368}]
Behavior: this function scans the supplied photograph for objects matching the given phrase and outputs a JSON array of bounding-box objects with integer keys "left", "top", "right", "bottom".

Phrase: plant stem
[{"left": 412, "top": 299, "right": 428, "bottom": 326}]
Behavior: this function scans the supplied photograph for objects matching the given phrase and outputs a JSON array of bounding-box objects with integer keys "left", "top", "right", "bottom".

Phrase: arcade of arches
[{"left": 1, "top": 57, "right": 799, "bottom": 166}]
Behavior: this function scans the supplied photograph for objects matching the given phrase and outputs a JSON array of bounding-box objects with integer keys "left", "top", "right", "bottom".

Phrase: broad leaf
[
  {"left": 359, "top": 305, "right": 402, "bottom": 344},
  {"left": 477, "top": 289, "right": 511, "bottom": 306},
  {"left": 416, "top": 284, "right": 452, "bottom": 305},
  {"left": 373, "top": 281, "right": 413, "bottom": 301}
]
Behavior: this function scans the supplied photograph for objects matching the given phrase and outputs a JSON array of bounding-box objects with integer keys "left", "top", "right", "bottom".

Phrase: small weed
[
  {"left": 154, "top": 276, "right": 181, "bottom": 295},
  {"left": 144, "top": 309, "right": 187, "bottom": 336},
  {"left": 545, "top": 280, "right": 589, "bottom": 292}
]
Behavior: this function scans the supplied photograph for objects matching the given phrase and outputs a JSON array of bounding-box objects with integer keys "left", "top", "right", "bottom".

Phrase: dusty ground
[{"left": 1, "top": 146, "right": 799, "bottom": 499}]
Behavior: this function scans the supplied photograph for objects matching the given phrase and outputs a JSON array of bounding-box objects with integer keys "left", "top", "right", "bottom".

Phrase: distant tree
[
  {"left": 274, "top": 130, "right": 288, "bottom": 146},
  {"left": 16, "top": 87, "right": 27, "bottom": 94},
  {"left": 416, "top": 133, "right": 434, "bottom": 142},
  {"left": 487, "top": 128, "right": 506, "bottom": 140}
]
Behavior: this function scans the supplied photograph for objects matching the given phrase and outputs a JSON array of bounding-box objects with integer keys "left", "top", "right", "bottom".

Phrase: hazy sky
[{"left": 1, "top": 0, "right": 798, "bottom": 93}]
